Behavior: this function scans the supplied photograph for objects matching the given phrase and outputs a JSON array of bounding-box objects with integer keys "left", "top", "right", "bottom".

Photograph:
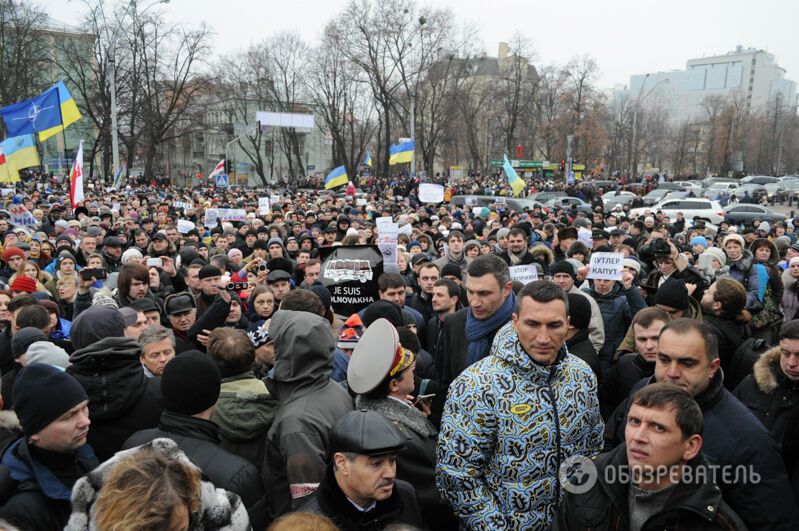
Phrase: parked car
[
  {"left": 642, "top": 189, "right": 674, "bottom": 206},
  {"left": 741, "top": 175, "right": 780, "bottom": 185},
  {"left": 674, "top": 181, "right": 704, "bottom": 191},
  {"left": 702, "top": 182, "right": 739, "bottom": 199},
  {"left": 545, "top": 196, "right": 593, "bottom": 213},
  {"left": 723, "top": 204, "right": 786, "bottom": 225},
  {"left": 630, "top": 198, "right": 725, "bottom": 224},
  {"left": 529, "top": 191, "right": 567, "bottom": 203},
  {"left": 732, "top": 183, "right": 768, "bottom": 202},
  {"left": 656, "top": 182, "right": 686, "bottom": 191},
  {"left": 602, "top": 191, "right": 638, "bottom": 208}
]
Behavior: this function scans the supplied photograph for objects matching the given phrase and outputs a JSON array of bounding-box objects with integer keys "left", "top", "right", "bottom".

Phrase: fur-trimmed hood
[
  {"left": 529, "top": 243, "right": 554, "bottom": 265},
  {"left": 65, "top": 438, "right": 250, "bottom": 530},
  {"left": 753, "top": 346, "right": 784, "bottom": 394},
  {"left": 0, "top": 410, "right": 20, "bottom": 432},
  {"left": 354, "top": 395, "right": 437, "bottom": 438}
]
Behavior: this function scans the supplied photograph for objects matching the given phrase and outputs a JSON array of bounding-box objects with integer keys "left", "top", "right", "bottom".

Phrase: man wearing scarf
[{"left": 439, "top": 254, "right": 515, "bottom": 390}]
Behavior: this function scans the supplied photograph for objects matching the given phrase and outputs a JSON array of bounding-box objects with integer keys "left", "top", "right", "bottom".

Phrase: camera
[
  {"left": 225, "top": 281, "right": 248, "bottom": 291},
  {"left": 256, "top": 263, "right": 268, "bottom": 273},
  {"left": 650, "top": 238, "right": 671, "bottom": 257},
  {"left": 80, "top": 268, "right": 108, "bottom": 280}
]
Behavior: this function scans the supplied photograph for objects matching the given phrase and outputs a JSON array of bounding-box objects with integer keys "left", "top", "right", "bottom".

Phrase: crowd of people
[{"left": 0, "top": 171, "right": 797, "bottom": 530}]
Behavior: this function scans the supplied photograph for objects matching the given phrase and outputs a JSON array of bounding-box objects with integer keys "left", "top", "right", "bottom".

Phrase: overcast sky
[{"left": 45, "top": 0, "right": 798, "bottom": 89}]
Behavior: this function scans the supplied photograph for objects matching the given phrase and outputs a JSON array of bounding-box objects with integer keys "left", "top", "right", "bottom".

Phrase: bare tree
[
  {"left": 496, "top": 34, "right": 538, "bottom": 156},
  {"left": 0, "top": 0, "right": 51, "bottom": 120},
  {"left": 700, "top": 94, "right": 725, "bottom": 174},
  {"left": 562, "top": 55, "right": 600, "bottom": 163}
]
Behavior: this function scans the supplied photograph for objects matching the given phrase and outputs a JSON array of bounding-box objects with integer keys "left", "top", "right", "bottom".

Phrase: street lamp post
[
  {"left": 630, "top": 74, "right": 668, "bottom": 181},
  {"left": 106, "top": 0, "right": 169, "bottom": 181},
  {"left": 409, "top": 15, "right": 426, "bottom": 177}
]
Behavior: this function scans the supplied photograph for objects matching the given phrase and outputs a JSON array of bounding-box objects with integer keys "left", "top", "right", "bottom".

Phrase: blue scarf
[{"left": 465, "top": 291, "right": 516, "bottom": 366}]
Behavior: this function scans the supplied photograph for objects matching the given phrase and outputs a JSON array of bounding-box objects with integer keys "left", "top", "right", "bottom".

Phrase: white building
[{"left": 620, "top": 46, "right": 797, "bottom": 125}]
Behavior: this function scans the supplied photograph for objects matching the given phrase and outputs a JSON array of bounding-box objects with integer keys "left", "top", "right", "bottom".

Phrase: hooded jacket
[
  {"left": 605, "top": 371, "right": 799, "bottom": 530},
  {"left": 436, "top": 322, "right": 604, "bottom": 529},
  {"left": 266, "top": 310, "right": 353, "bottom": 504},
  {"left": 554, "top": 444, "right": 747, "bottom": 530},
  {"left": 67, "top": 336, "right": 163, "bottom": 461},
  {"left": 213, "top": 373, "right": 277, "bottom": 471},
  {"left": 782, "top": 267, "right": 799, "bottom": 322},
  {"left": 66, "top": 438, "right": 250, "bottom": 531},
  {"left": 734, "top": 346, "right": 799, "bottom": 449}
]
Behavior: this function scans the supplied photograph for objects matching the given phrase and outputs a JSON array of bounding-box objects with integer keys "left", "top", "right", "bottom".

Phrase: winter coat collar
[
  {"left": 595, "top": 444, "right": 727, "bottom": 526},
  {"left": 728, "top": 249, "right": 754, "bottom": 272},
  {"left": 354, "top": 395, "right": 437, "bottom": 438},
  {"left": 753, "top": 346, "right": 799, "bottom": 394},
  {"left": 158, "top": 410, "right": 221, "bottom": 443},
  {"left": 2, "top": 438, "right": 98, "bottom": 501},
  {"left": 315, "top": 463, "right": 404, "bottom": 529}
]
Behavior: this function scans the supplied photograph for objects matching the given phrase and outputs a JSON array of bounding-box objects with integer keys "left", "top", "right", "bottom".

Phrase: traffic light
[
  {"left": 224, "top": 159, "right": 231, "bottom": 174},
  {"left": 560, "top": 160, "right": 566, "bottom": 171}
]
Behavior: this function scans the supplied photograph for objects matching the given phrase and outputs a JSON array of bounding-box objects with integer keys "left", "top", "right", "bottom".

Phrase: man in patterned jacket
[{"left": 436, "top": 280, "right": 604, "bottom": 529}]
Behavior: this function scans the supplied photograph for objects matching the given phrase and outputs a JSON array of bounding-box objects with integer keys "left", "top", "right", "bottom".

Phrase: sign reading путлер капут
[
  {"left": 509, "top": 264, "right": 539, "bottom": 285},
  {"left": 587, "top": 252, "right": 624, "bottom": 280}
]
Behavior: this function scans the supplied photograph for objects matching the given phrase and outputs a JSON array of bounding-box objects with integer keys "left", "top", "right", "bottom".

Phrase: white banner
[
  {"left": 587, "top": 252, "right": 624, "bottom": 280},
  {"left": 173, "top": 201, "right": 192, "bottom": 210},
  {"left": 418, "top": 183, "right": 445, "bottom": 203},
  {"left": 9, "top": 204, "right": 36, "bottom": 227},
  {"left": 509, "top": 264, "right": 539, "bottom": 285},
  {"left": 258, "top": 197, "right": 271, "bottom": 215},
  {"left": 204, "top": 208, "right": 247, "bottom": 226},
  {"left": 376, "top": 216, "right": 398, "bottom": 267},
  {"left": 177, "top": 219, "right": 196, "bottom": 234}
]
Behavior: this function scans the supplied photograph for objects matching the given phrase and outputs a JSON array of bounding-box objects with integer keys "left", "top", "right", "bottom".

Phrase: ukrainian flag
[
  {"left": 503, "top": 154, "right": 525, "bottom": 196},
  {"left": 0, "top": 148, "right": 16, "bottom": 183},
  {"left": 324, "top": 165, "right": 348, "bottom": 190},
  {"left": 389, "top": 140, "right": 414, "bottom": 165},
  {"left": 363, "top": 150, "right": 372, "bottom": 167},
  {"left": 38, "top": 81, "right": 82, "bottom": 142},
  {"left": 0, "top": 135, "right": 40, "bottom": 182}
]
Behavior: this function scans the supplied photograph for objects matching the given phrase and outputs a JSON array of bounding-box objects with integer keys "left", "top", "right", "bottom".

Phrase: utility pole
[{"left": 565, "top": 134, "right": 573, "bottom": 181}]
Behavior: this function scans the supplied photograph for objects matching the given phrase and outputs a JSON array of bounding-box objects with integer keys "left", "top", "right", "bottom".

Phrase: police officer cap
[
  {"left": 347, "top": 318, "right": 410, "bottom": 394},
  {"left": 330, "top": 409, "right": 407, "bottom": 456}
]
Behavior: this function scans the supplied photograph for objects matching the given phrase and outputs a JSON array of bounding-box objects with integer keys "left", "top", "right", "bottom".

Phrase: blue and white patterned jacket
[{"left": 436, "top": 322, "right": 604, "bottom": 530}]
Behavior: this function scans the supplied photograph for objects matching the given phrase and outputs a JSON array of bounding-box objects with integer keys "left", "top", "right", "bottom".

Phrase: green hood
[{"left": 212, "top": 377, "right": 277, "bottom": 442}]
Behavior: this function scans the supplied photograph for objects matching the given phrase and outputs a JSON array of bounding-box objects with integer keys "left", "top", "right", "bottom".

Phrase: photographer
[{"left": 643, "top": 238, "right": 705, "bottom": 305}]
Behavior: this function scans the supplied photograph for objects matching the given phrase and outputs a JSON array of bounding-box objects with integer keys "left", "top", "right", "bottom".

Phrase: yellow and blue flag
[
  {"left": 363, "top": 150, "right": 372, "bottom": 167},
  {"left": 0, "top": 135, "right": 40, "bottom": 172},
  {"left": 39, "top": 81, "right": 82, "bottom": 142},
  {"left": 324, "top": 165, "right": 348, "bottom": 190},
  {"left": 0, "top": 85, "right": 62, "bottom": 137},
  {"left": 113, "top": 163, "right": 126, "bottom": 189},
  {"left": 503, "top": 154, "right": 525, "bottom": 196},
  {"left": 0, "top": 147, "right": 17, "bottom": 182},
  {"left": 389, "top": 140, "right": 414, "bottom": 165}
]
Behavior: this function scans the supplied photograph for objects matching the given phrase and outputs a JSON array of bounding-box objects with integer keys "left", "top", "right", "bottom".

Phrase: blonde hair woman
[{"left": 7, "top": 260, "right": 51, "bottom": 294}]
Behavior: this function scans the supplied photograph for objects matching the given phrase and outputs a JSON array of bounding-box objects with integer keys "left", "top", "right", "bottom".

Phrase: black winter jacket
[
  {"left": 66, "top": 336, "right": 163, "bottom": 461},
  {"left": 734, "top": 346, "right": 799, "bottom": 450},
  {"left": 554, "top": 444, "right": 746, "bottom": 530},
  {"left": 123, "top": 410, "right": 268, "bottom": 529},
  {"left": 604, "top": 371, "right": 799, "bottom": 531},
  {"left": 299, "top": 464, "right": 425, "bottom": 531},
  {"left": 702, "top": 312, "right": 752, "bottom": 390},
  {"left": 439, "top": 307, "right": 503, "bottom": 391},
  {"left": 355, "top": 395, "right": 456, "bottom": 529},
  {"left": 599, "top": 352, "right": 655, "bottom": 420},
  {"left": 566, "top": 329, "right": 599, "bottom": 377}
]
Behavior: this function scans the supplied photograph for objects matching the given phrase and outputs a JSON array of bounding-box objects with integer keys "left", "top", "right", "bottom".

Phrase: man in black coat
[
  {"left": 66, "top": 305, "right": 163, "bottom": 461},
  {"left": 734, "top": 319, "right": 799, "bottom": 454},
  {"left": 0, "top": 364, "right": 98, "bottom": 531},
  {"left": 123, "top": 350, "right": 267, "bottom": 529},
  {"left": 604, "top": 318, "right": 799, "bottom": 531},
  {"left": 700, "top": 278, "right": 752, "bottom": 389},
  {"left": 556, "top": 383, "right": 746, "bottom": 530},
  {"left": 298, "top": 410, "right": 425, "bottom": 530},
  {"left": 599, "top": 307, "right": 669, "bottom": 419}
]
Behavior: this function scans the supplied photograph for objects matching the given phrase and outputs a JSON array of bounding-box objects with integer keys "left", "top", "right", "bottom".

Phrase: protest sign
[
  {"left": 258, "top": 197, "right": 270, "bottom": 215},
  {"left": 173, "top": 201, "right": 192, "bottom": 210},
  {"left": 587, "top": 252, "right": 624, "bottom": 280},
  {"left": 204, "top": 208, "right": 246, "bottom": 226},
  {"left": 9, "top": 204, "right": 36, "bottom": 227},
  {"left": 418, "top": 183, "right": 445, "bottom": 203},
  {"left": 319, "top": 245, "right": 384, "bottom": 316},
  {"left": 578, "top": 226, "right": 593, "bottom": 248},
  {"left": 376, "top": 216, "right": 398, "bottom": 267},
  {"left": 509, "top": 264, "right": 539, "bottom": 285},
  {"left": 177, "top": 219, "right": 195, "bottom": 234}
]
